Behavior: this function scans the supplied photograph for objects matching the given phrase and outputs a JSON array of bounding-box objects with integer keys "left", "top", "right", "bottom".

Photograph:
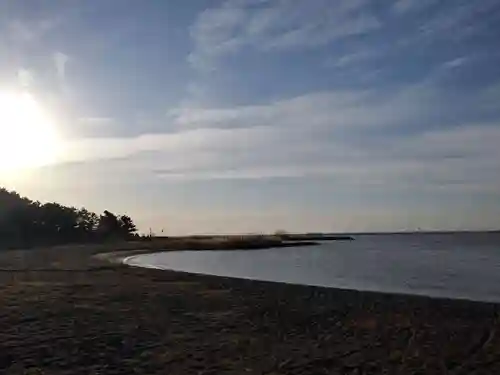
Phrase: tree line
[{"left": 0, "top": 188, "right": 138, "bottom": 248}]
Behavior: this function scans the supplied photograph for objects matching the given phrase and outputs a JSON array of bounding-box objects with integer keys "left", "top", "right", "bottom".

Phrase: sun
[{"left": 0, "top": 91, "right": 61, "bottom": 172}]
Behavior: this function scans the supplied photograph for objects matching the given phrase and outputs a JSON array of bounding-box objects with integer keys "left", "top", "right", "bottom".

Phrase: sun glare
[{"left": 0, "top": 91, "right": 61, "bottom": 172}]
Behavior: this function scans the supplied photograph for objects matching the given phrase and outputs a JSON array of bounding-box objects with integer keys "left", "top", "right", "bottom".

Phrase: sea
[{"left": 124, "top": 232, "right": 500, "bottom": 303}]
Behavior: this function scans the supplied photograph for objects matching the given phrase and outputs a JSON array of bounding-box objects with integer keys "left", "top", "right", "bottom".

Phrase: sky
[{"left": 1, "top": 0, "right": 500, "bottom": 234}]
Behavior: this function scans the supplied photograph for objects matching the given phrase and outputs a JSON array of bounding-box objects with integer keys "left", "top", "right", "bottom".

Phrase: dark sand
[{"left": 1, "top": 245, "right": 500, "bottom": 374}]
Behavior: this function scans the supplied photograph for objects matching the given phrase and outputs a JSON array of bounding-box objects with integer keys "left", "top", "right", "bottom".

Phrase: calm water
[{"left": 125, "top": 233, "right": 500, "bottom": 302}]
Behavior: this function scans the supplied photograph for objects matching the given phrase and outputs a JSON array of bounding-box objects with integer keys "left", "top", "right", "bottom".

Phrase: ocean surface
[{"left": 125, "top": 232, "right": 500, "bottom": 303}]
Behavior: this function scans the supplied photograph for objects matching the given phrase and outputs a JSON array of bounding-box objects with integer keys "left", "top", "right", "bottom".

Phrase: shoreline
[
  {"left": 92, "top": 238, "right": 319, "bottom": 266},
  {"left": 1, "top": 244, "right": 500, "bottom": 373},
  {"left": 121, "top": 250, "right": 500, "bottom": 305}
]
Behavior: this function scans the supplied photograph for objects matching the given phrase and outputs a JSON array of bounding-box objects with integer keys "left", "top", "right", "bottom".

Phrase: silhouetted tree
[
  {"left": 0, "top": 187, "right": 139, "bottom": 248},
  {"left": 119, "top": 215, "right": 137, "bottom": 238},
  {"left": 75, "top": 208, "right": 99, "bottom": 239},
  {"left": 97, "top": 210, "right": 121, "bottom": 240}
]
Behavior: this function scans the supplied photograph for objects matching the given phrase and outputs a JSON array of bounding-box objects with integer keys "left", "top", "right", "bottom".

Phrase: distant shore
[
  {"left": 94, "top": 237, "right": 319, "bottom": 264},
  {"left": 2, "top": 240, "right": 500, "bottom": 374},
  {"left": 281, "top": 233, "right": 354, "bottom": 241},
  {"left": 93, "top": 233, "right": 357, "bottom": 264}
]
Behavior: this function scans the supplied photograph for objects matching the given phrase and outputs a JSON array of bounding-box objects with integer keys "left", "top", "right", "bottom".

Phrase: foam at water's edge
[{"left": 122, "top": 255, "right": 167, "bottom": 270}]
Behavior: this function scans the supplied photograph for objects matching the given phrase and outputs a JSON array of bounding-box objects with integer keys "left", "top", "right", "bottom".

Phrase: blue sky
[{"left": 1, "top": 0, "right": 500, "bottom": 234}]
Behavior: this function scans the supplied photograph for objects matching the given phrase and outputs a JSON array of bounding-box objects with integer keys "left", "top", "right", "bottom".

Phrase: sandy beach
[{"left": 1, "top": 245, "right": 500, "bottom": 374}]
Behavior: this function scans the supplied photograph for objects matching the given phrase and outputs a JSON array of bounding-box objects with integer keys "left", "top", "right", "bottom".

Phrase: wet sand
[{"left": 1, "top": 245, "right": 500, "bottom": 374}]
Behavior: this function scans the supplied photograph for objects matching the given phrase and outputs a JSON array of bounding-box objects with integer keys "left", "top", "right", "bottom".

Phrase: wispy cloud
[
  {"left": 47, "top": 118, "right": 500, "bottom": 201},
  {"left": 189, "top": 0, "right": 380, "bottom": 71},
  {"left": 410, "top": 0, "right": 500, "bottom": 43},
  {"left": 46, "top": 76, "right": 500, "bottom": 199},
  {"left": 325, "top": 50, "right": 379, "bottom": 69},
  {"left": 186, "top": 0, "right": 500, "bottom": 112},
  {"left": 78, "top": 117, "right": 115, "bottom": 126},
  {"left": 391, "top": 0, "right": 437, "bottom": 14},
  {"left": 442, "top": 57, "right": 469, "bottom": 69},
  {"left": 4, "top": 18, "right": 60, "bottom": 44},
  {"left": 188, "top": 0, "right": 499, "bottom": 73},
  {"left": 172, "top": 76, "right": 494, "bottom": 133},
  {"left": 53, "top": 52, "right": 69, "bottom": 84},
  {"left": 17, "top": 68, "right": 35, "bottom": 88}
]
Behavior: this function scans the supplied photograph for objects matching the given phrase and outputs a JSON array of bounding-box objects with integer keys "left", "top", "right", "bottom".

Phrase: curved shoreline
[
  {"left": 121, "top": 249, "right": 500, "bottom": 304},
  {"left": 1, "top": 244, "right": 500, "bottom": 374}
]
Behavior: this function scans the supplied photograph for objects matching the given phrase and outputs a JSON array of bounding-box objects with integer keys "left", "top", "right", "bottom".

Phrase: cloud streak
[
  {"left": 391, "top": 0, "right": 437, "bottom": 14},
  {"left": 189, "top": 0, "right": 380, "bottom": 71},
  {"left": 48, "top": 80, "right": 500, "bottom": 199},
  {"left": 53, "top": 52, "right": 69, "bottom": 83}
]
